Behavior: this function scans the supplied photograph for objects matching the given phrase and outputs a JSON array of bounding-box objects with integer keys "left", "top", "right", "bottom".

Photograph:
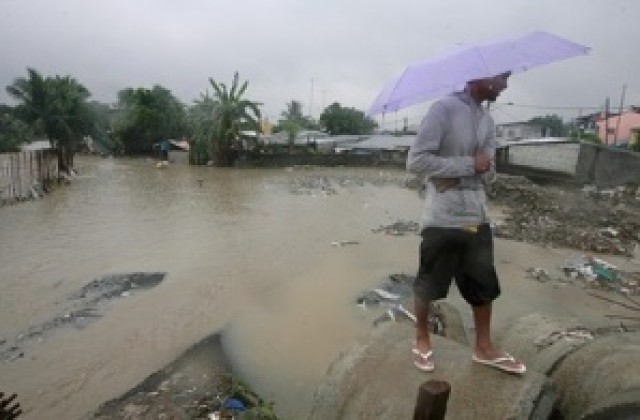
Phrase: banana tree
[{"left": 208, "top": 72, "right": 261, "bottom": 166}]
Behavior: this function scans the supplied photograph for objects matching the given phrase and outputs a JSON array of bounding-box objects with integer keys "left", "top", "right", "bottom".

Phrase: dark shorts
[{"left": 413, "top": 224, "right": 500, "bottom": 307}]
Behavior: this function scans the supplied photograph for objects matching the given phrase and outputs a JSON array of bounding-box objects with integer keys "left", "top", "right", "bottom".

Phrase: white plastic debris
[
  {"left": 372, "top": 288, "right": 400, "bottom": 300},
  {"left": 330, "top": 240, "right": 360, "bottom": 247}
]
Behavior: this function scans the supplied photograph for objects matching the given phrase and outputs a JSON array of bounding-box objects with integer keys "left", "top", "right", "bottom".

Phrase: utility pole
[
  {"left": 604, "top": 97, "right": 610, "bottom": 145},
  {"left": 309, "top": 78, "right": 315, "bottom": 121},
  {"left": 614, "top": 83, "right": 627, "bottom": 145}
]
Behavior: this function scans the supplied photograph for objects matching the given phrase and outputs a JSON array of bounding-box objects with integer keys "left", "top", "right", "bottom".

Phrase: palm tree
[
  {"left": 208, "top": 72, "right": 261, "bottom": 166},
  {"left": 6, "top": 68, "right": 92, "bottom": 172}
]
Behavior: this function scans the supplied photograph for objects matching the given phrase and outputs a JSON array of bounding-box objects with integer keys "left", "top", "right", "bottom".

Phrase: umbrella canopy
[{"left": 368, "top": 30, "right": 590, "bottom": 116}]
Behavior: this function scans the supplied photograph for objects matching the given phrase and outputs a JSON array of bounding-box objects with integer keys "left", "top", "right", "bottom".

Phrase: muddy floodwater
[{"left": 0, "top": 156, "right": 424, "bottom": 419}]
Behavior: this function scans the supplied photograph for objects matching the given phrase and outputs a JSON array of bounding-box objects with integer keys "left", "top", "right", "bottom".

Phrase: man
[{"left": 407, "top": 72, "right": 526, "bottom": 375}]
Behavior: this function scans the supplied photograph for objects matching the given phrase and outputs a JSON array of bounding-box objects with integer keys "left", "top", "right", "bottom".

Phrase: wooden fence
[{"left": 0, "top": 150, "right": 58, "bottom": 203}]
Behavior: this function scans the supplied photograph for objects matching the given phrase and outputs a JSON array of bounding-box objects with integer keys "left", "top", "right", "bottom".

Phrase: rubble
[
  {"left": 488, "top": 175, "right": 640, "bottom": 256},
  {"left": 371, "top": 220, "right": 420, "bottom": 236},
  {"left": 526, "top": 254, "right": 640, "bottom": 298},
  {"left": 92, "top": 332, "right": 277, "bottom": 420}
]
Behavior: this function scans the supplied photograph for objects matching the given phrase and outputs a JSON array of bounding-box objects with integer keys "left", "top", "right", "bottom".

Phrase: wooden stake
[{"left": 413, "top": 380, "right": 451, "bottom": 420}]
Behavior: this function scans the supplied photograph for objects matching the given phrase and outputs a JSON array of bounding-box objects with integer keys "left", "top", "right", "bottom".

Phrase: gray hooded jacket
[{"left": 407, "top": 91, "right": 496, "bottom": 228}]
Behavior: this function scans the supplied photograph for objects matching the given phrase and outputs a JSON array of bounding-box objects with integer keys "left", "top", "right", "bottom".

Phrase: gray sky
[{"left": 1, "top": 0, "right": 638, "bottom": 129}]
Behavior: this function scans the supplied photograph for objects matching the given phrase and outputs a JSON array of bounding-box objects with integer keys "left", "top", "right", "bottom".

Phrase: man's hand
[
  {"left": 0, "top": 392, "right": 22, "bottom": 419},
  {"left": 432, "top": 178, "right": 460, "bottom": 193},
  {"left": 474, "top": 153, "right": 492, "bottom": 174}
]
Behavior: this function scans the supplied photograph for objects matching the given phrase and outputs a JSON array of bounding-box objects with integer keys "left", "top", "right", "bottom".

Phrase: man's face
[{"left": 481, "top": 73, "right": 510, "bottom": 102}]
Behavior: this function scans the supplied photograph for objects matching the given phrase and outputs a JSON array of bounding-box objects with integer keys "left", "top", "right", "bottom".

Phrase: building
[
  {"left": 495, "top": 121, "right": 544, "bottom": 143},
  {"left": 596, "top": 108, "right": 640, "bottom": 146}
]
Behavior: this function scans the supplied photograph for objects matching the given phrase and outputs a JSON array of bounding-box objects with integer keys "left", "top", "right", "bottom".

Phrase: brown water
[{"left": 0, "top": 156, "right": 423, "bottom": 419}]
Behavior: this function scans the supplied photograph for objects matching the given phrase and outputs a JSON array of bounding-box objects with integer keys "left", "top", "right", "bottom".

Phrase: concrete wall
[
  {"left": 506, "top": 141, "right": 580, "bottom": 175},
  {"left": 575, "top": 142, "right": 640, "bottom": 188},
  {"left": 236, "top": 151, "right": 406, "bottom": 168},
  {"left": 497, "top": 140, "right": 640, "bottom": 188},
  {"left": 238, "top": 141, "right": 639, "bottom": 188}
]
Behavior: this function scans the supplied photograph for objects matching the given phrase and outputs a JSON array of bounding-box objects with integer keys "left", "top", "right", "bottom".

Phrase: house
[
  {"left": 495, "top": 121, "right": 543, "bottom": 143},
  {"left": 572, "top": 112, "right": 600, "bottom": 136},
  {"left": 595, "top": 108, "right": 640, "bottom": 146}
]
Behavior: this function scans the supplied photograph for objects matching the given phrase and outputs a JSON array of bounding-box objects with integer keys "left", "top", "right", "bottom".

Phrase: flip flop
[
  {"left": 412, "top": 347, "right": 435, "bottom": 372},
  {"left": 472, "top": 353, "right": 526, "bottom": 375}
]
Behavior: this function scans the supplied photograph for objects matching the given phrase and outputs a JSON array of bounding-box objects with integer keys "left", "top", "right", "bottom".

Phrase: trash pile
[
  {"left": 372, "top": 220, "right": 420, "bottom": 236},
  {"left": 93, "top": 334, "right": 278, "bottom": 420},
  {"left": 355, "top": 273, "right": 446, "bottom": 335},
  {"left": 526, "top": 254, "right": 640, "bottom": 296},
  {"left": 488, "top": 175, "right": 640, "bottom": 256}
]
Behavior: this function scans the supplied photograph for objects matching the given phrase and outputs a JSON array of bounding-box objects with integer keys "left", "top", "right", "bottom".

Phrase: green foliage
[
  {"left": 568, "top": 130, "right": 601, "bottom": 144},
  {"left": 0, "top": 109, "right": 32, "bottom": 152},
  {"left": 86, "top": 101, "right": 116, "bottom": 153},
  {"left": 279, "top": 119, "right": 302, "bottom": 144},
  {"left": 275, "top": 100, "right": 319, "bottom": 142},
  {"left": 207, "top": 72, "right": 261, "bottom": 166},
  {"left": 187, "top": 93, "right": 217, "bottom": 164},
  {"left": 319, "top": 102, "right": 376, "bottom": 135},
  {"left": 528, "top": 114, "right": 566, "bottom": 137},
  {"left": 6, "top": 68, "right": 94, "bottom": 170},
  {"left": 281, "top": 100, "right": 305, "bottom": 122},
  {"left": 113, "top": 85, "right": 187, "bottom": 154}
]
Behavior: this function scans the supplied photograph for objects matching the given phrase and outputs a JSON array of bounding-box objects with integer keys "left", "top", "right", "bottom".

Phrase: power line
[
  {"left": 497, "top": 102, "right": 602, "bottom": 111},
  {"left": 491, "top": 103, "right": 522, "bottom": 121}
]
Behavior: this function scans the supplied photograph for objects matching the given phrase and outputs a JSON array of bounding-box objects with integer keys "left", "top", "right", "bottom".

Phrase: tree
[
  {"left": 319, "top": 102, "right": 376, "bottom": 135},
  {"left": 6, "top": 68, "right": 93, "bottom": 171},
  {"left": 86, "top": 101, "right": 116, "bottom": 153},
  {"left": 0, "top": 109, "right": 32, "bottom": 153},
  {"left": 528, "top": 114, "right": 566, "bottom": 137},
  {"left": 113, "top": 85, "right": 187, "bottom": 154},
  {"left": 208, "top": 72, "right": 261, "bottom": 166},
  {"left": 274, "top": 100, "right": 320, "bottom": 142},
  {"left": 281, "top": 100, "right": 305, "bottom": 122},
  {"left": 277, "top": 100, "right": 305, "bottom": 144},
  {"left": 187, "top": 92, "right": 217, "bottom": 164}
]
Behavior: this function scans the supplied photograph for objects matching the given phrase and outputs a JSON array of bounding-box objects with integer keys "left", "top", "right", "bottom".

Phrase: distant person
[
  {"left": 407, "top": 72, "right": 526, "bottom": 375},
  {"left": 160, "top": 140, "right": 170, "bottom": 162}
]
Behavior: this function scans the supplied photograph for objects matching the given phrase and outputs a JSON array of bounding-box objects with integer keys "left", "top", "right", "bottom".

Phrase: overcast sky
[{"left": 1, "top": 0, "right": 638, "bottom": 129}]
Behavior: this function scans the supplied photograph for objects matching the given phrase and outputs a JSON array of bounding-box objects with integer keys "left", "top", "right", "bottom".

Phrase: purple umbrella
[{"left": 368, "top": 30, "right": 590, "bottom": 116}]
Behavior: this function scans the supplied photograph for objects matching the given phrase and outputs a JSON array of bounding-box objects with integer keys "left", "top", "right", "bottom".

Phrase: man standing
[{"left": 407, "top": 72, "right": 526, "bottom": 375}]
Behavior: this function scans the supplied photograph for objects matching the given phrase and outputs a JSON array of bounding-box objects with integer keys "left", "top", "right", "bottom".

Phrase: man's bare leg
[
  {"left": 415, "top": 296, "right": 431, "bottom": 352},
  {"left": 472, "top": 303, "right": 524, "bottom": 370}
]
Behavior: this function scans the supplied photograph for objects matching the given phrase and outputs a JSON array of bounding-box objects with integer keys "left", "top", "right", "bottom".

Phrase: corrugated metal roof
[
  {"left": 21, "top": 140, "right": 53, "bottom": 151},
  {"left": 350, "top": 135, "right": 414, "bottom": 150}
]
